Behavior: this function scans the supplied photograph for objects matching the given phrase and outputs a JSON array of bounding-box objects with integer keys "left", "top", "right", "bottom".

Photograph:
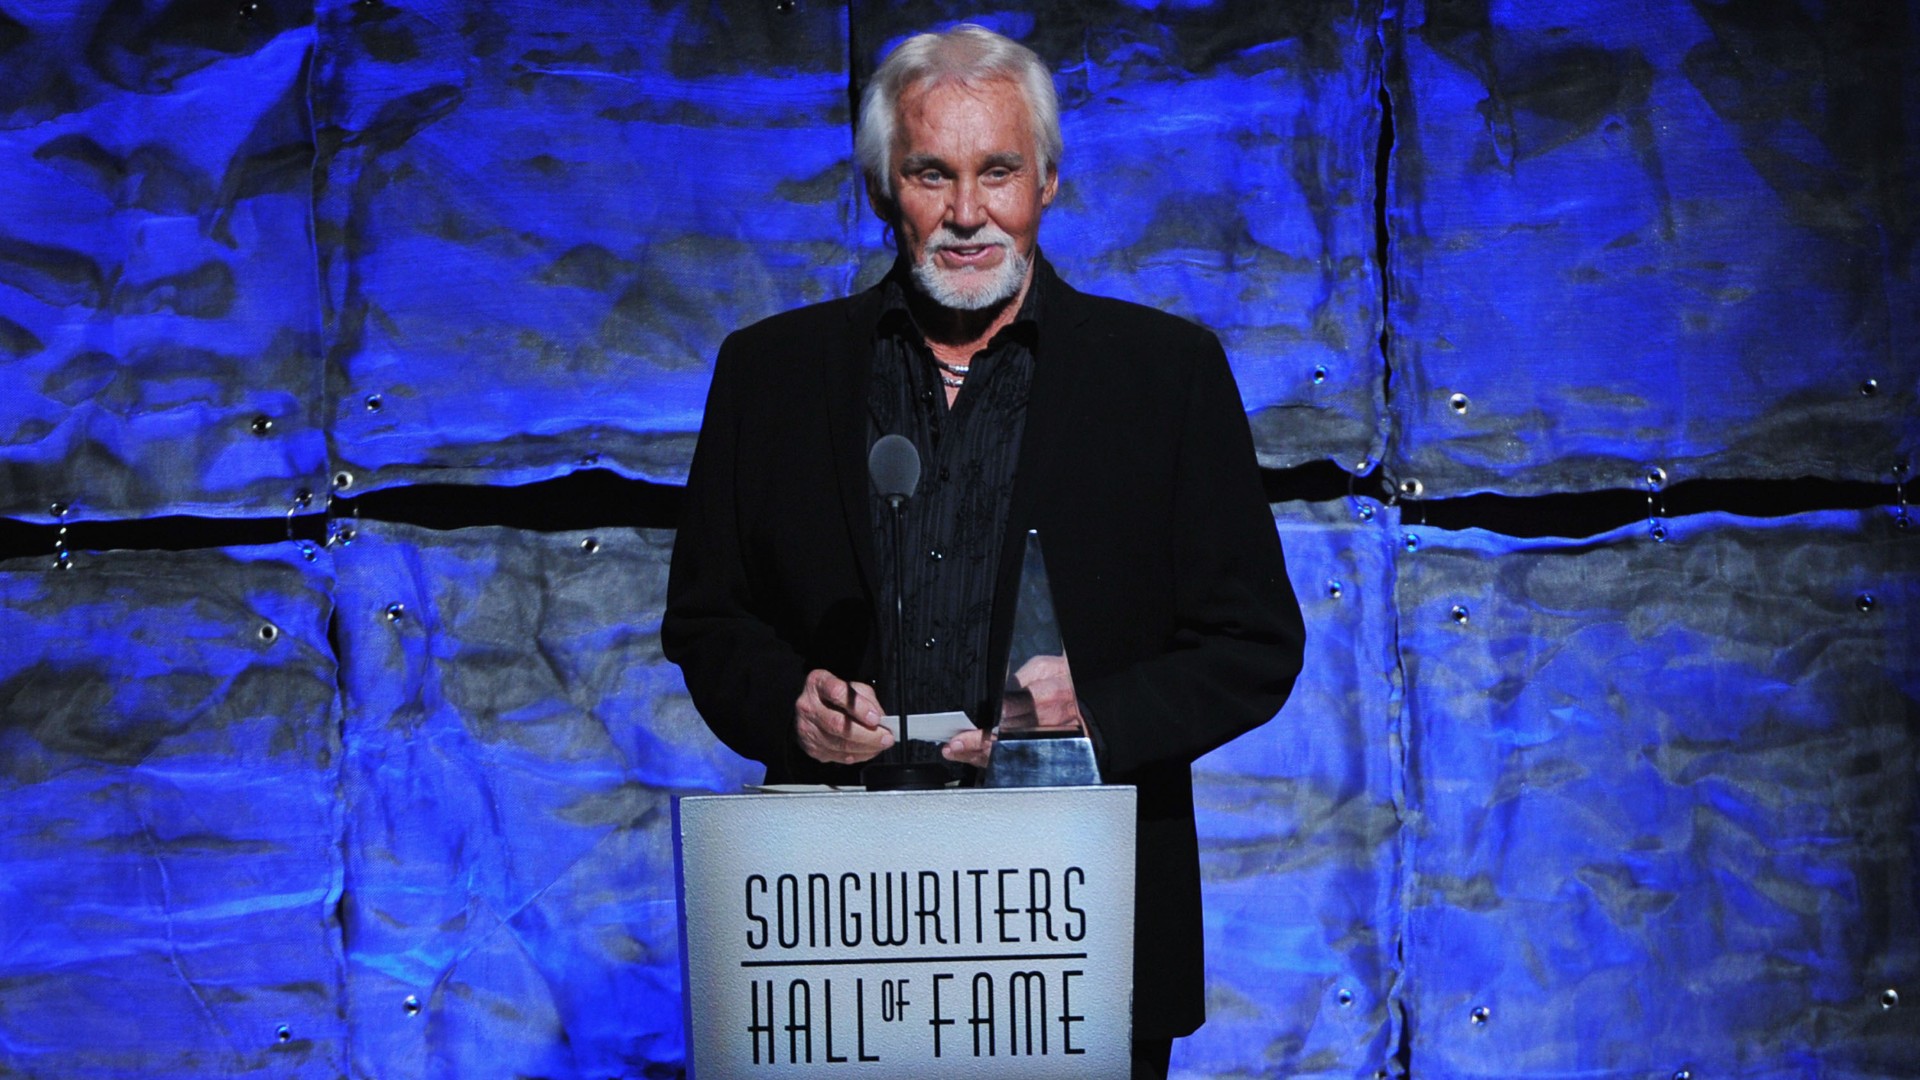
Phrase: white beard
[{"left": 910, "top": 227, "right": 1030, "bottom": 311}]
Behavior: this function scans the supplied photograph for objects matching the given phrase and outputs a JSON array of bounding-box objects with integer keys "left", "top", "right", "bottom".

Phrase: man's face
[{"left": 872, "top": 76, "right": 1058, "bottom": 311}]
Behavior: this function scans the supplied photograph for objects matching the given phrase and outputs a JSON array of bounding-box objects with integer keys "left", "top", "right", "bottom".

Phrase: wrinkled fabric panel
[
  {"left": 314, "top": 0, "right": 856, "bottom": 494},
  {"left": 0, "top": 544, "right": 344, "bottom": 1079},
  {"left": 1, "top": 0, "right": 1396, "bottom": 510},
  {"left": 849, "top": 1, "right": 1389, "bottom": 474},
  {"left": 0, "top": 3, "right": 327, "bottom": 523},
  {"left": 1385, "top": 0, "right": 1918, "bottom": 496},
  {"left": 1396, "top": 511, "right": 1919, "bottom": 1079},
  {"left": 1180, "top": 500, "right": 1403, "bottom": 1078},
  {"left": 332, "top": 522, "right": 757, "bottom": 1079}
]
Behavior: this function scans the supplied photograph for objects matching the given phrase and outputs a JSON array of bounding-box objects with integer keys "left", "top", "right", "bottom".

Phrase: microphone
[
  {"left": 863, "top": 434, "right": 946, "bottom": 792},
  {"left": 868, "top": 434, "right": 920, "bottom": 504}
]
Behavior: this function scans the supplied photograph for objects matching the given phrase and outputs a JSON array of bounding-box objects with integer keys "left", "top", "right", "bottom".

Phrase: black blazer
[{"left": 664, "top": 259, "right": 1306, "bottom": 1038}]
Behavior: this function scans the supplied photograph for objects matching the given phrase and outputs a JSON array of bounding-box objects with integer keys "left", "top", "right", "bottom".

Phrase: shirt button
[
  {"left": 928, "top": 549, "right": 943, "bottom": 562},
  {"left": 922, "top": 637, "right": 938, "bottom": 650}
]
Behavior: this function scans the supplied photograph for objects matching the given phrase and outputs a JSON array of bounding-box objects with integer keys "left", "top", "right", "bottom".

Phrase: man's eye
[{"left": 916, "top": 170, "right": 946, "bottom": 185}]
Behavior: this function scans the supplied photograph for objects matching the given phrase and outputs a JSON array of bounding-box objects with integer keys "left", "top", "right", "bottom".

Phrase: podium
[{"left": 675, "top": 786, "right": 1136, "bottom": 1078}]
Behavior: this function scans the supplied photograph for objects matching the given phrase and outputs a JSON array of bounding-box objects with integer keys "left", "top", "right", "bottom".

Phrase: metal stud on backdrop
[
  {"left": 1894, "top": 460, "right": 1911, "bottom": 530},
  {"left": 49, "top": 501, "right": 71, "bottom": 569},
  {"left": 1645, "top": 466, "right": 1670, "bottom": 543}
]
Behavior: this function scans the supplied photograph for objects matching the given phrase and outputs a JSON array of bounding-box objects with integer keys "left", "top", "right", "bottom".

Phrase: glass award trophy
[{"left": 983, "top": 530, "right": 1102, "bottom": 788}]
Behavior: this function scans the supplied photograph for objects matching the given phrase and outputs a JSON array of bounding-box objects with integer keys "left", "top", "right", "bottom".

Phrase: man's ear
[{"left": 1040, "top": 167, "right": 1058, "bottom": 210}]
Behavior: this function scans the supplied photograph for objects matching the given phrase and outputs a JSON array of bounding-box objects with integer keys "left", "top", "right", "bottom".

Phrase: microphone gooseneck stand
[{"left": 863, "top": 437, "right": 950, "bottom": 792}]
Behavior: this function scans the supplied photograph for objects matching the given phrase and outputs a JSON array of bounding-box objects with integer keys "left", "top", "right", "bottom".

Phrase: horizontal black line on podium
[{"left": 740, "top": 951, "right": 1090, "bottom": 968}]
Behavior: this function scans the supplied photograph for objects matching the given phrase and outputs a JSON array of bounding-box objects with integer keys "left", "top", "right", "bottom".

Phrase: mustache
[{"left": 924, "top": 227, "right": 1014, "bottom": 253}]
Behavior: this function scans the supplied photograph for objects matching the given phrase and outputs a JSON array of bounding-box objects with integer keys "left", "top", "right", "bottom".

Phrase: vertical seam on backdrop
[{"left": 1375, "top": 5, "right": 1415, "bottom": 1075}]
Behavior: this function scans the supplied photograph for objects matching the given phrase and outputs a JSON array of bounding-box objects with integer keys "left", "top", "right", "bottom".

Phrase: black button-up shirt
[{"left": 868, "top": 265, "right": 1041, "bottom": 733}]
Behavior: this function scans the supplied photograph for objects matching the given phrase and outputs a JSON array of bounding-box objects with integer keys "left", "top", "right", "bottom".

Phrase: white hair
[{"left": 855, "top": 24, "right": 1062, "bottom": 205}]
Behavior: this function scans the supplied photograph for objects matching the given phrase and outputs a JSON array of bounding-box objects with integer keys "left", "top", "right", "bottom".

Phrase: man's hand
[
  {"left": 999, "top": 654, "right": 1086, "bottom": 732},
  {"left": 941, "top": 727, "right": 994, "bottom": 768},
  {"left": 947, "top": 655, "right": 1084, "bottom": 767},
  {"left": 795, "top": 669, "right": 894, "bottom": 764}
]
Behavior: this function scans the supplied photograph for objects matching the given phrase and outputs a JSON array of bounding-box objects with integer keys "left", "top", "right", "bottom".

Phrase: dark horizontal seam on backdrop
[{"left": 867, "top": 265, "right": 1040, "bottom": 765}]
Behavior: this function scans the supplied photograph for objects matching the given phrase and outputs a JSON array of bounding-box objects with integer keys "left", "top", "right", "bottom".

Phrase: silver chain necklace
[{"left": 933, "top": 356, "right": 970, "bottom": 388}]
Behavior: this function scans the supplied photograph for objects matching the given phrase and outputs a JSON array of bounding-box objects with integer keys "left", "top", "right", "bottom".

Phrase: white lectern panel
[{"left": 676, "top": 786, "right": 1136, "bottom": 1078}]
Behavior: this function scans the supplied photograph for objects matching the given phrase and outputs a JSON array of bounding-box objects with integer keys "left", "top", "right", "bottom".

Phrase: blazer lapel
[
  {"left": 991, "top": 260, "right": 1096, "bottom": 675},
  {"left": 829, "top": 286, "right": 886, "bottom": 604},
  {"left": 1007, "top": 260, "right": 1092, "bottom": 534}
]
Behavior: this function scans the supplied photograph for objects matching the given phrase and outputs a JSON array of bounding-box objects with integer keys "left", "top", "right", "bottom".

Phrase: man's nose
[{"left": 947, "top": 177, "right": 987, "bottom": 230}]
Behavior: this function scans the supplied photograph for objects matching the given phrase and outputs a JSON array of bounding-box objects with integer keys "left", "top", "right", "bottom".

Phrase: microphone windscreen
[{"left": 868, "top": 434, "right": 921, "bottom": 501}]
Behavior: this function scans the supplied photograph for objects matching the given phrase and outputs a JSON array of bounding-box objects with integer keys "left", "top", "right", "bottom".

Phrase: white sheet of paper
[{"left": 881, "top": 710, "right": 976, "bottom": 744}]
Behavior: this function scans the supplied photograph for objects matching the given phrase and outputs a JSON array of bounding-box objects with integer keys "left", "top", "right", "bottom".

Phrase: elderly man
[{"left": 663, "top": 24, "right": 1304, "bottom": 1078}]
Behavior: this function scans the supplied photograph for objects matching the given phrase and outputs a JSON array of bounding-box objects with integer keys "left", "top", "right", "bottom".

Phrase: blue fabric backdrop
[
  {"left": 1396, "top": 509, "right": 1918, "bottom": 1079},
  {"left": 0, "top": 6, "right": 325, "bottom": 521},
  {"left": 1385, "top": 0, "right": 1917, "bottom": 496},
  {"left": 0, "top": 2, "right": 1914, "bottom": 1077},
  {"left": 0, "top": 543, "right": 344, "bottom": 1076}
]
